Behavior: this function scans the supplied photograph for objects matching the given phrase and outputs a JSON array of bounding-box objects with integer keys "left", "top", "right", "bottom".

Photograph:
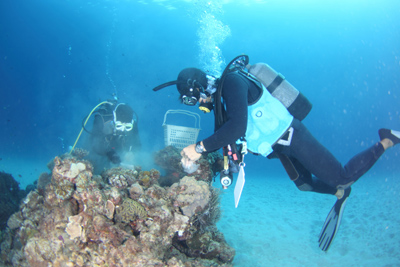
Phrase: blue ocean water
[{"left": 0, "top": 0, "right": 399, "bottom": 265}]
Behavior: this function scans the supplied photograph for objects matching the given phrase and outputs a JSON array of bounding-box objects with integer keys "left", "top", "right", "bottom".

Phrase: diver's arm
[
  {"left": 90, "top": 114, "right": 110, "bottom": 156},
  {"left": 91, "top": 114, "right": 104, "bottom": 135},
  {"left": 126, "top": 123, "right": 142, "bottom": 151},
  {"left": 132, "top": 117, "right": 142, "bottom": 150},
  {"left": 202, "top": 74, "right": 248, "bottom": 152}
]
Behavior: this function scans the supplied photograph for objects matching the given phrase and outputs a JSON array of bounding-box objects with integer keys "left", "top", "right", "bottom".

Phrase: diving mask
[
  {"left": 182, "top": 95, "right": 198, "bottom": 106},
  {"left": 112, "top": 103, "right": 135, "bottom": 132},
  {"left": 114, "top": 121, "right": 134, "bottom": 132},
  {"left": 182, "top": 92, "right": 214, "bottom": 113},
  {"left": 181, "top": 82, "right": 202, "bottom": 106}
]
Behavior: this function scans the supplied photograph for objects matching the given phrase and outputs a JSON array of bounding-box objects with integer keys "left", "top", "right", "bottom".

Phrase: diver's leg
[
  {"left": 274, "top": 150, "right": 338, "bottom": 195},
  {"left": 289, "top": 157, "right": 337, "bottom": 195},
  {"left": 280, "top": 119, "right": 385, "bottom": 188}
]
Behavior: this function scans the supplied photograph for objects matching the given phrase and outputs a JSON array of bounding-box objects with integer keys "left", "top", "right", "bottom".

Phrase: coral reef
[
  {"left": 115, "top": 198, "right": 148, "bottom": 223},
  {"left": 138, "top": 169, "right": 161, "bottom": 188},
  {"left": 102, "top": 166, "right": 139, "bottom": 189},
  {"left": 70, "top": 148, "right": 90, "bottom": 160},
  {"left": 169, "top": 177, "right": 210, "bottom": 217},
  {"left": 154, "top": 146, "right": 224, "bottom": 186},
  {"left": 154, "top": 146, "right": 183, "bottom": 173},
  {"left": 0, "top": 153, "right": 234, "bottom": 266},
  {"left": 0, "top": 172, "right": 30, "bottom": 230},
  {"left": 192, "top": 187, "right": 222, "bottom": 234},
  {"left": 36, "top": 172, "right": 51, "bottom": 196}
]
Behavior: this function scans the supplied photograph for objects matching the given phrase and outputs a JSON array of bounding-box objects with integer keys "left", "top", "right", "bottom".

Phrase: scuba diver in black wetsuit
[
  {"left": 88, "top": 101, "right": 141, "bottom": 173},
  {"left": 152, "top": 55, "right": 400, "bottom": 251}
]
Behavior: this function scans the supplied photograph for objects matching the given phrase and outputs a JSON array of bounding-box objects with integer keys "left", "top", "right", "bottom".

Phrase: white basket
[{"left": 162, "top": 109, "right": 201, "bottom": 150}]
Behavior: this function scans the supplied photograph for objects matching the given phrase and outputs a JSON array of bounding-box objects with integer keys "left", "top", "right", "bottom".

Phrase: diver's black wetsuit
[
  {"left": 202, "top": 72, "right": 385, "bottom": 194},
  {"left": 91, "top": 113, "right": 141, "bottom": 156},
  {"left": 89, "top": 103, "right": 141, "bottom": 173}
]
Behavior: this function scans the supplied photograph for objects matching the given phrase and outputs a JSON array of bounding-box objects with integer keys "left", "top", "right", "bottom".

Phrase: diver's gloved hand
[
  {"left": 106, "top": 150, "right": 121, "bottom": 164},
  {"left": 181, "top": 156, "right": 199, "bottom": 174}
]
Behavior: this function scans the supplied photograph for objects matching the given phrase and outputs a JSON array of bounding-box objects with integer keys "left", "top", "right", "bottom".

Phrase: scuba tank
[
  {"left": 228, "top": 55, "right": 312, "bottom": 121},
  {"left": 244, "top": 62, "right": 312, "bottom": 121}
]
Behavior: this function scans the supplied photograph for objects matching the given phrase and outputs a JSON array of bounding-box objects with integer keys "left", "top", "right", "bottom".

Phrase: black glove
[{"left": 106, "top": 150, "right": 121, "bottom": 164}]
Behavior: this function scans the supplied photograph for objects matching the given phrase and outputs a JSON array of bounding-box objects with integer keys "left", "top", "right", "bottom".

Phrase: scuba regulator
[
  {"left": 220, "top": 169, "right": 233, "bottom": 189},
  {"left": 219, "top": 144, "right": 241, "bottom": 189},
  {"left": 199, "top": 99, "right": 214, "bottom": 113},
  {"left": 198, "top": 75, "right": 217, "bottom": 113}
]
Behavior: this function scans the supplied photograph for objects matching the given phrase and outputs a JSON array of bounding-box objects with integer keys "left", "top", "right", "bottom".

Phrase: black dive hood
[
  {"left": 152, "top": 79, "right": 215, "bottom": 113},
  {"left": 152, "top": 68, "right": 216, "bottom": 113},
  {"left": 152, "top": 56, "right": 249, "bottom": 93},
  {"left": 152, "top": 68, "right": 209, "bottom": 94},
  {"left": 152, "top": 80, "right": 186, "bottom": 92}
]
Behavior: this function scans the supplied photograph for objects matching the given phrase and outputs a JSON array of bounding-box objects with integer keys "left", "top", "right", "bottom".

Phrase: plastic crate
[{"left": 162, "top": 109, "right": 201, "bottom": 150}]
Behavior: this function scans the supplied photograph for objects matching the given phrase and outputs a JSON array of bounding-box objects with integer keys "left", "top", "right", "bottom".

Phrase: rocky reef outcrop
[
  {"left": 0, "top": 149, "right": 234, "bottom": 267},
  {"left": 0, "top": 172, "right": 32, "bottom": 231}
]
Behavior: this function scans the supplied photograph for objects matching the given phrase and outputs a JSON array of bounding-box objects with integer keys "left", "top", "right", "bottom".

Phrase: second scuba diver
[{"left": 88, "top": 100, "right": 141, "bottom": 174}]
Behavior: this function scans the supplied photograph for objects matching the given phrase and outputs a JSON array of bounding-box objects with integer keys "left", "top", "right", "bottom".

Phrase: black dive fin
[{"left": 318, "top": 187, "right": 351, "bottom": 251}]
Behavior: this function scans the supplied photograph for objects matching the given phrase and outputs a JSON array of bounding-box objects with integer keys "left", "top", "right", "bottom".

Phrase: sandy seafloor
[
  {"left": 215, "top": 170, "right": 400, "bottom": 267},
  {"left": 1, "top": 157, "right": 399, "bottom": 267}
]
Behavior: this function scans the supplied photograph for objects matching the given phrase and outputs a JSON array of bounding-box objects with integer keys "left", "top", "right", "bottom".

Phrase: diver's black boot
[
  {"left": 335, "top": 187, "right": 351, "bottom": 211},
  {"left": 379, "top": 129, "right": 400, "bottom": 146}
]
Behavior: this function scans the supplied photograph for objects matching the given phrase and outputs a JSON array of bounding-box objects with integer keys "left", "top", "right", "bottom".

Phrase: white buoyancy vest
[{"left": 245, "top": 84, "right": 293, "bottom": 157}]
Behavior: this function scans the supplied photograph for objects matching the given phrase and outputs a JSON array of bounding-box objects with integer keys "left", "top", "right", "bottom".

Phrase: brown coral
[
  {"left": 138, "top": 171, "right": 151, "bottom": 187},
  {"left": 52, "top": 157, "right": 93, "bottom": 191},
  {"left": 129, "top": 183, "right": 144, "bottom": 200},
  {"left": 115, "top": 198, "right": 148, "bottom": 223},
  {"left": 54, "top": 179, "right": 74, "bottom": 200},
  {"left": 169, "top": 176, "right": 211, "bottom": 217},
  {"left": 70, "top": 148, "right": 89, "bottom": 159},
  {"left": 102, "top": 167, "right": 138, "bottom": 189}
]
